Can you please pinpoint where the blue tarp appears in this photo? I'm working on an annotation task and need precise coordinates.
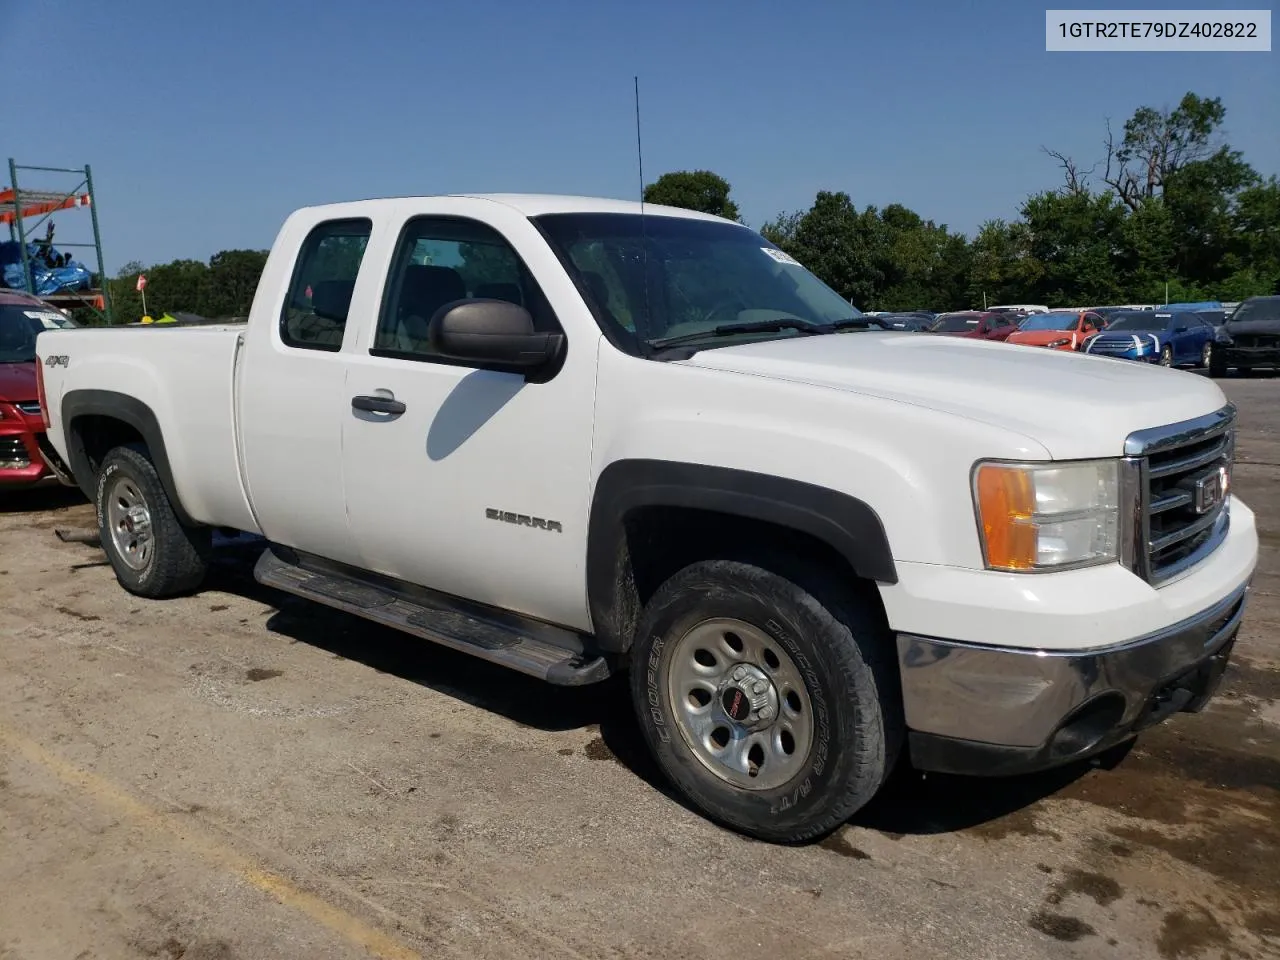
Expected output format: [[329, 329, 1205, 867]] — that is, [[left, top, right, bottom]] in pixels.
[[0, 240, 94, 296], [1158, 301, 1223, 312]]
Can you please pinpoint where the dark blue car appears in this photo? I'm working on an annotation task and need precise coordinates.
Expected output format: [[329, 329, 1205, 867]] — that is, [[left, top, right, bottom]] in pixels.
[[1081, 310, 1216, 367]]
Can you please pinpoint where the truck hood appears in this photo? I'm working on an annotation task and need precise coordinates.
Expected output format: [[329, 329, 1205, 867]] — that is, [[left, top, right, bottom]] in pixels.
[[0, 361, 36, 402], [677, 332, 1227, 459]]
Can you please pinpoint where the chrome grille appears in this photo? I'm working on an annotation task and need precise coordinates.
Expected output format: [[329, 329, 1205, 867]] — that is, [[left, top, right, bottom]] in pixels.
[[1122, 406, 1235, 584], [0, 437, 30, 468], [1088, 339, 1131, 352], [15, 401, 41, 416]]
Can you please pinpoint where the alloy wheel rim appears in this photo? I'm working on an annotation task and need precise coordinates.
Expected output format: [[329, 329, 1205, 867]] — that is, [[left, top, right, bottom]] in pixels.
[[106, 476, 153, 571], [666, 617, 815, 791]]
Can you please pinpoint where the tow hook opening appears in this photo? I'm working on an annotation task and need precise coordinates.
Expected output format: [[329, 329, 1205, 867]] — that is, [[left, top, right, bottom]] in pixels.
[[1046, 693, 1128, 761]]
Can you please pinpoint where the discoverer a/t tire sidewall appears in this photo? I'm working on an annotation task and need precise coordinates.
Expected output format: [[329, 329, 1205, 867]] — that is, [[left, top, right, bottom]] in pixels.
[[630, 559, 901, 844], [95, 445, 210, 598]]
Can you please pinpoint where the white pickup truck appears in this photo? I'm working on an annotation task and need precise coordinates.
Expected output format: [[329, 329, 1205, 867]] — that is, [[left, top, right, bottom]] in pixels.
[[36, 194, 1258, 843]]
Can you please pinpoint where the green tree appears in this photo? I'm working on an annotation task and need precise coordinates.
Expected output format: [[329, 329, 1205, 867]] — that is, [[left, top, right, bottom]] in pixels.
[[643, 170, 741, 221], [1227, 177, 1280, 295], [776, 191, 881, 307], [204, 249, 268, 317], [1103, 93, 1231, 211], [1018, 189, 1127, 304], [967, 219, 1030, 307]]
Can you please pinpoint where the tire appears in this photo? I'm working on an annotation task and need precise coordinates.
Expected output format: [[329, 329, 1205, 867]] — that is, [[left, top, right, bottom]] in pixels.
[[1200, 343, 1213, 369], [1160, 345, 1174, 366], [629, 558, 903, 843], [1208, 347, 1227, 378], [95, 444, 210, 598]]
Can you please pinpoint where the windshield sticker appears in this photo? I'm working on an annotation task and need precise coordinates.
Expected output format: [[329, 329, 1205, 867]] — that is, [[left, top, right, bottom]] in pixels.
[[761, 247, 801, 267], [24, 310, 71, 329]]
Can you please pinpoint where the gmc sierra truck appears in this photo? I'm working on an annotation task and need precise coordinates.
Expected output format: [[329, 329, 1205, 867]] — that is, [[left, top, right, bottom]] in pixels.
[[36, 194, 1258, 843]]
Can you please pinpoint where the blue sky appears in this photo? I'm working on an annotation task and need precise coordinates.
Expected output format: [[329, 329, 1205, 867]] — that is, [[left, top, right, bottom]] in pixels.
[[7, 0, 1277, 272]]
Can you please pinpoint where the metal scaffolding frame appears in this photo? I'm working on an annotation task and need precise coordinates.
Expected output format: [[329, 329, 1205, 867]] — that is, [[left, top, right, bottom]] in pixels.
[[3, 158, 112, 322]]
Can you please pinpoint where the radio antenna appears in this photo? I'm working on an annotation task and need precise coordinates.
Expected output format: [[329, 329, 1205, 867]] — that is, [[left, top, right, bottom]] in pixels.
[[634, 75, 653, 345], [634, 75, 645, 209]]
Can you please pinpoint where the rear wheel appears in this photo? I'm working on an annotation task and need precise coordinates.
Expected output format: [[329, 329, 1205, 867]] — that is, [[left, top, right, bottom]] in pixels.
[[95, 444, 210, 598], [629, 558, 902, 843]]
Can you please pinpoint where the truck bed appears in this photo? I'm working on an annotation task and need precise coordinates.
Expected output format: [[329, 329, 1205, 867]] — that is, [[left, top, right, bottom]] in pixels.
[[40, 323, 259, 533]]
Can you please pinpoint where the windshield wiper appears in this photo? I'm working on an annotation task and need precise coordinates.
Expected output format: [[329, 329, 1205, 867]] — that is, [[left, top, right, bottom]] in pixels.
[[830, 316, 884, 331], [647, 317, 829, 350]]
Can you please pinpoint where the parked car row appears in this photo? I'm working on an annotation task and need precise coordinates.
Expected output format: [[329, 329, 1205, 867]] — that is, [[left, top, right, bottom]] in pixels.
[[872, 297, 1279, 378]]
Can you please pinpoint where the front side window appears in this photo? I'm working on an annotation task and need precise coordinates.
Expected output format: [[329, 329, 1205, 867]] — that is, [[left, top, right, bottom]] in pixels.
[[533, 212, 862, 354], [281, 218, 372, 351], [373, 217, 558, 361]]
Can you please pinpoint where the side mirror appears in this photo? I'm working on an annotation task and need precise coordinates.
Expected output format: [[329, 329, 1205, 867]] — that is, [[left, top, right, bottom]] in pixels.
[[428, 299, 563, 369]]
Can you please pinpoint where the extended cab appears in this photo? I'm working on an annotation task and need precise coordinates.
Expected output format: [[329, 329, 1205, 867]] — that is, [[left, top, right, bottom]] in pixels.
[[36, 195, 1258, 843]]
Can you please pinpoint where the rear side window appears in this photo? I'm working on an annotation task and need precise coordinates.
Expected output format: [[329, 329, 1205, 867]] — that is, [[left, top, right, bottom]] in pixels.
[[281, 218, 372, 351]]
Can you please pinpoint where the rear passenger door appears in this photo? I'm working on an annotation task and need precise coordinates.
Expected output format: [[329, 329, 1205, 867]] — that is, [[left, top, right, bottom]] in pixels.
[[237, 217, 374, 567]]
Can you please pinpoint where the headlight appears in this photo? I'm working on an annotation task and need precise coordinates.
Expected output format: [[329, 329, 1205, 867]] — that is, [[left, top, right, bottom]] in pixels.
[[973, 459, 1120, 571], [1045, 338, 1071, 349]]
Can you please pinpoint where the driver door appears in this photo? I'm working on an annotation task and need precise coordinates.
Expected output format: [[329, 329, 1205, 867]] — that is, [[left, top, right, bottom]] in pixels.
[[338, 211, 598, 631]]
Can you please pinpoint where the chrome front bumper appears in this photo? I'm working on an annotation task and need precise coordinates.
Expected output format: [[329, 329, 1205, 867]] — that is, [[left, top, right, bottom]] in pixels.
[[897, 581, 1249, 776]]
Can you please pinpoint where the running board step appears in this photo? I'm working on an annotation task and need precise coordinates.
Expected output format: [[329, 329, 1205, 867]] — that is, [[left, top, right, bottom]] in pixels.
[[253, 548, 610, 686]]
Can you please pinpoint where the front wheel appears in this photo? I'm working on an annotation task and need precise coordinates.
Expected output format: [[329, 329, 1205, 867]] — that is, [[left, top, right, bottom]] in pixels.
[[95, 444, 210, 598], [1200, 342, 1213, 368], [1208, 344, 1228, 377], [629, 558, 902, 843], [1160, 345, 1174, 366]]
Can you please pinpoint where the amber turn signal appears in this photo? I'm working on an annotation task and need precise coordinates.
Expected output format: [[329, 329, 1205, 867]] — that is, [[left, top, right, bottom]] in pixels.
[[974, 463, 1037, 570]]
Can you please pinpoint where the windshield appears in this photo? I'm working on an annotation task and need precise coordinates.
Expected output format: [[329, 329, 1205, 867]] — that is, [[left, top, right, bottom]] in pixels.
[[1017, 312, 1078, 332], [0, 303, 76, 363], [930, 314, 980, 332], [1105, 312, 1168, 332], [1229, 298, 1280, 324], [531, 213, 861, 351]]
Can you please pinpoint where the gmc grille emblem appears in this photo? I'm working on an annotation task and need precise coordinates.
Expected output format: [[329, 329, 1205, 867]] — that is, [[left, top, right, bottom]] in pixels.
[[1193, 467, 1227, 515]]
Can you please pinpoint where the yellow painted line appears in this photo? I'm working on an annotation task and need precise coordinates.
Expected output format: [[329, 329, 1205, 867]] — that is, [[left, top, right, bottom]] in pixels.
[[0, 724, 424, 960]]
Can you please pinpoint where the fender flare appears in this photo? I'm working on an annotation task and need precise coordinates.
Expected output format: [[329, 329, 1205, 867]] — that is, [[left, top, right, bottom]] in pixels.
[[61, 389, 197, 526], [586, 459, 897, 651]]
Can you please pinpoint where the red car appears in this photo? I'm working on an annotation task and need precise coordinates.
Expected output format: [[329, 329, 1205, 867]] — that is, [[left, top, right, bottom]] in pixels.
[[927, 310, 1020, 341], [0, 290, 78, 489]]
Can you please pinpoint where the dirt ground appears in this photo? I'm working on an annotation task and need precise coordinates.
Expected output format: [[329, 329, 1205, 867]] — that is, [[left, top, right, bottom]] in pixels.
[[1, 376, 1277, 960]]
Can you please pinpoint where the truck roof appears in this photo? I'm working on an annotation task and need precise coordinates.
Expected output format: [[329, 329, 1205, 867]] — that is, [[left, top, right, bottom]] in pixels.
[[293, 193, 740, 224]]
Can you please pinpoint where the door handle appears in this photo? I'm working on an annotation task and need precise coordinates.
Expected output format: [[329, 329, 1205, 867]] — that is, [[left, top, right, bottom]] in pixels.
[[351, 394, 406, 415]]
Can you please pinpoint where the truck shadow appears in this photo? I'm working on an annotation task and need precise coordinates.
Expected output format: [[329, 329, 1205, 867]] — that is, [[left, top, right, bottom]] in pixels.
[[0, 485, 86, 513], [204, 539, 1111, 841]]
